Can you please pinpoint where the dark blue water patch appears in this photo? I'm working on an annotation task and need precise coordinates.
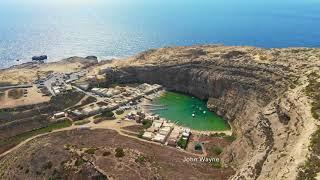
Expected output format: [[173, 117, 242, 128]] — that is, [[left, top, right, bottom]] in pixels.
[[0, 0, 320, 68]]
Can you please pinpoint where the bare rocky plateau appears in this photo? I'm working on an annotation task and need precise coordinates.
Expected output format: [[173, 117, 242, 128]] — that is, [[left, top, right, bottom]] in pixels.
[[1, 45, 320, 180]]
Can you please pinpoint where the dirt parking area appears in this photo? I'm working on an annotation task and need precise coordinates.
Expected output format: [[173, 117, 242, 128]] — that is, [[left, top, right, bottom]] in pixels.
[[0, 86, 50, 109]]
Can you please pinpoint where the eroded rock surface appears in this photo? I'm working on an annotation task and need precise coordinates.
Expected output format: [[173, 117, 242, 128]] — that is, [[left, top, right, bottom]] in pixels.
[[106, 45, 320, 179]]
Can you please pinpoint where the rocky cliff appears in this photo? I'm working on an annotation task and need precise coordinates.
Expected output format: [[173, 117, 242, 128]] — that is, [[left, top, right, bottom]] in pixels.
[[106, 45, 320, 179]]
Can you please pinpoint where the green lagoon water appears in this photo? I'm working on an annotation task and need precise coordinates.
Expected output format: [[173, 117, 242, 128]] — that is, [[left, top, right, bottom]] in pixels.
[[152, 92, 230, 131]]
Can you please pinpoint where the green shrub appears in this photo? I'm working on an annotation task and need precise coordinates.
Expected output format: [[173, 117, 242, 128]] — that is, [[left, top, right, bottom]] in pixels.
[[135, 155, 146, 164], [101, 111, 115, 118], [85, 148, 97, 154], [75, 158, 85, 166], [177, 137, 188, 149], [142, 119, 152, 129], [194, 143, 202, 151], [115, 147, 125, 158], [74, 120, 90, 125], [211, 161, 222, 168], [138, 130, 144, 138], [211, 146, 223, 155], [115, 110, 124, 115]]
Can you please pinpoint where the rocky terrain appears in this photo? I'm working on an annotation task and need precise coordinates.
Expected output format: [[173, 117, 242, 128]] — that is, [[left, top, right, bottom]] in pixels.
[[1, 45, 320, 179], [105, 45, 320, 179], [0, 129, 234, 180]]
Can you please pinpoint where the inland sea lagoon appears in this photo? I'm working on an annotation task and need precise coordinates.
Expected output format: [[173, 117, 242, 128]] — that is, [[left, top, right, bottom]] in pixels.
[[151, 91, 230, 131]]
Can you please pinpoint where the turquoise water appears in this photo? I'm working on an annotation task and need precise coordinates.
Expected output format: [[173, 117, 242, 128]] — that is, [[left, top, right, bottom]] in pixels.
[[1, 0, 320, 68], [152, 92, 230, 131]]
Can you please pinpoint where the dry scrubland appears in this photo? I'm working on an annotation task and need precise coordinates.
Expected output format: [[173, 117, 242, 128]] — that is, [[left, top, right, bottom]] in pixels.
[[0, 129, 234, 179]]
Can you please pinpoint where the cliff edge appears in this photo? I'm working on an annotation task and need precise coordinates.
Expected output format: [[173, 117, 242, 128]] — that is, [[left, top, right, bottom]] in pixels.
[[106, 45, 320, 179]]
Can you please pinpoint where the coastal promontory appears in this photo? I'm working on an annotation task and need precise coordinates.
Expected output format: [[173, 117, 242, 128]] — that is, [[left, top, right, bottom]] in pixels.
[[0, 45, 319, 180]]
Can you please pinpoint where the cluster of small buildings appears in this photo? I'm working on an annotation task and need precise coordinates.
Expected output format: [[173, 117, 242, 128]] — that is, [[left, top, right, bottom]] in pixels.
[[91, 83, 162, 109], [126, 111, 146, 123], [142, 119, 173, 144], [65, 71, 87, 84], [35, 71, 87, 96], [91, 88, 121, 98], [67, 102, 109, 121], [65, 83, 162, 121], [134, 112, 191, 148]]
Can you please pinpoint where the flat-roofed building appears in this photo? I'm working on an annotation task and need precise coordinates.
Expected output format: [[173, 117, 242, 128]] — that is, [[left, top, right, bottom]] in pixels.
[[153, 133, 166, 144], [53, 112, 65, 119], [142, 132, 154, 140]]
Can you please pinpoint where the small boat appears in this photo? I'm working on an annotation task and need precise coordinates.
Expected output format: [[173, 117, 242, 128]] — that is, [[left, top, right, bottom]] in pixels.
[[192, 113, 195, 117], [203, 111, 206, 114]]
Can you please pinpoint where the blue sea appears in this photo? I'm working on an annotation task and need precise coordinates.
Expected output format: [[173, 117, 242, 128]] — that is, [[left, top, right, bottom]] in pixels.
[[0, 0, 320, 68]]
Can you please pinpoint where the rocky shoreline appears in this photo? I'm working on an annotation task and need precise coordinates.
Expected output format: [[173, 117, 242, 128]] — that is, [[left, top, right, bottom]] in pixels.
[[0, 45, 320, 179]]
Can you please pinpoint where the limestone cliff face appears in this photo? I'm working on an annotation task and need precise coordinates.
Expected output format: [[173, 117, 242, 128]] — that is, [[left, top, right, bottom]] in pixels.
[[106, 45, 319, 179]]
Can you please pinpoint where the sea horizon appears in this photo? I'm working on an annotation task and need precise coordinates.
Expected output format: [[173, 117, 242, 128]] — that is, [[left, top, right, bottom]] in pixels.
[[1, 0, 320, 68]]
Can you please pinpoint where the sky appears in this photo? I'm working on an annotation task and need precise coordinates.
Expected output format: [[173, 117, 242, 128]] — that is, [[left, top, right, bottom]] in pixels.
[[1, 0, 98, 5]]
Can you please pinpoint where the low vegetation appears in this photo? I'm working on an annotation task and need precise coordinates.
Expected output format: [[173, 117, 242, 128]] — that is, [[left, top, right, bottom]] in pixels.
[[93, 111, 115, 122], [142, 119, 152, 129], [0, 120, 72, 149], [0, 82, 14, 87], [115, 109, 124, 115], [115, 147, 125, 158], [305, 72, 320, 119], [93, 118, 105, 124], [177, 137, 188, 149], [210, 132, 236, 142], [101, 111, 115, 118], [50, 91, 85, 111], [0, 91, 5, 99], [85, 148, 97, 155], [297, 126, 320, 179], [211, 161, 222, 168], [138, 130, 144, 138], [135, 155, 146, 164], [7, 89, 24, 99], [81, 96, 97, 106], [210, 146, 223, 155], [194, 143, 202, 151], [75, 158, 85, 166], [74, 120, 90, 126]]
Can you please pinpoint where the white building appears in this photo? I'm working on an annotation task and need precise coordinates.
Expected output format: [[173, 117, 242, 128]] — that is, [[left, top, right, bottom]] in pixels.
[[53, 112, 65, 119], [142, 132, 154, 140], [153, 133, 166, 143]]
